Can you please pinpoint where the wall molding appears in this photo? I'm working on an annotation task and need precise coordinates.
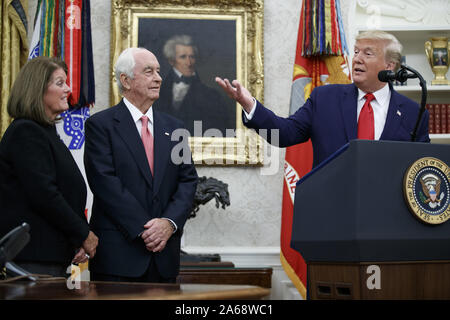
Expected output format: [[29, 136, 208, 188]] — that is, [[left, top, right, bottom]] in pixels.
[[183, 246, 281, 266], [356, 0, 450, 26]]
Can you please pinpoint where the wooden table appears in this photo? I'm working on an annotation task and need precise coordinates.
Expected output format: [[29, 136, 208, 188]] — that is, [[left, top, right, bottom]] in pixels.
[[0, 280, 270, 300], [178, 262, 272, 289]]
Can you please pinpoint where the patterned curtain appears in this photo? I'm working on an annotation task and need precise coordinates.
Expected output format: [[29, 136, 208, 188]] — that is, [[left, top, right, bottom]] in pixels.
[[0, 0, 28, 137]]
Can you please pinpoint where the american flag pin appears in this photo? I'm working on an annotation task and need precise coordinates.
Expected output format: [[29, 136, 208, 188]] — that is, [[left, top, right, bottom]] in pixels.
[[397, 110, 401, 116]]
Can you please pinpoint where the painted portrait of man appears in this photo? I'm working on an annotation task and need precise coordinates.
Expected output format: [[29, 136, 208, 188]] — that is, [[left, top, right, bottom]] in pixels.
[[138, 18, 237, 137]]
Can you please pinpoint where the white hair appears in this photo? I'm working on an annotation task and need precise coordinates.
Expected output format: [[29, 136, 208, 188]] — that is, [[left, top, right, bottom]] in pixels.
[[163, 35, 198, 62], [114, 47, 145, 93], [356, 30, 403, 71]]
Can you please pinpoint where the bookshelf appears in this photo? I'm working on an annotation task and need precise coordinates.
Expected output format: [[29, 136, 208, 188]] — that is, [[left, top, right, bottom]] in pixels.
[[395, 85, 450, 93], [351, 1, 450, 144], [430, 134, 450, 144]]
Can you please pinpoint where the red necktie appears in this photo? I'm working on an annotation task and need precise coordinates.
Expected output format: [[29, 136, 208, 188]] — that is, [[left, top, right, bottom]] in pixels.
[[141, 116, 154, 174], [358, 93, 375, 140]]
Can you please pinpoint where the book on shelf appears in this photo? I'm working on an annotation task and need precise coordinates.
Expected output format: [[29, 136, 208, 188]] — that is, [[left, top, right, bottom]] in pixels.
[[427, 104, 434, 134], [436, 105, 440, 133], [442, 104, 448, 134], [426, 103, 450, 134]]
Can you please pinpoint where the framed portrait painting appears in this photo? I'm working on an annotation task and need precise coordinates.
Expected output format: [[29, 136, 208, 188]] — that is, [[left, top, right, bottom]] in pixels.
[[111, 0, 264, 165]]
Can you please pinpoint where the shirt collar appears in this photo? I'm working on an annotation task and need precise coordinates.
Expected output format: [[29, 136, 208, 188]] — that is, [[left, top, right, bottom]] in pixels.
[[357, 83, 390, 105], [123, 97, 153, 124]]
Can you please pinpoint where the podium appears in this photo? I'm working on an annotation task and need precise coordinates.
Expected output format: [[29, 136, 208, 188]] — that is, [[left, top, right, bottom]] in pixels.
[[291, 140, 450, 299]]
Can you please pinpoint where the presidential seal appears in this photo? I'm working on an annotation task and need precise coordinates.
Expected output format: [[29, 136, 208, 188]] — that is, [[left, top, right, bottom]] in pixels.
[[403, 157, 450, 224]]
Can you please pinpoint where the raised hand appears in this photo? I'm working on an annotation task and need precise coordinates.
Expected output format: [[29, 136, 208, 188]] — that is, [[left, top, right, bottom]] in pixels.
[[215, 77, 255, 114]]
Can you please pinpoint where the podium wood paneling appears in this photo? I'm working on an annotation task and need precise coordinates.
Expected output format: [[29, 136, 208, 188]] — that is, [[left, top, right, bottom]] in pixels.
[[309, 261, 450, 300]]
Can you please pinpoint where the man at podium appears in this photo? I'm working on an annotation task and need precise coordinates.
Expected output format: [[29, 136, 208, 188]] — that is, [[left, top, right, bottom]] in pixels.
[[216, 30, 430, 167]]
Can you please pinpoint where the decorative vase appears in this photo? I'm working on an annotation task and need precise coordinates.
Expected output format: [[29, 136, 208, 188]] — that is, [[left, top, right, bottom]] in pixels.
[[425, 37, 450, 85]]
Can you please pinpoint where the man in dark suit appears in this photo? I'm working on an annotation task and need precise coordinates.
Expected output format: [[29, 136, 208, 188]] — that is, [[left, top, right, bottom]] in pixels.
[[154, 34, 235, 136], [84, 48, 198, 283], [216, 30, 429, 166]]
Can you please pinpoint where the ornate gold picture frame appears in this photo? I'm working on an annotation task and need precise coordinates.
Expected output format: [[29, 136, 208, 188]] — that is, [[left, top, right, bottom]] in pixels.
[[111, 0, 264, 165]]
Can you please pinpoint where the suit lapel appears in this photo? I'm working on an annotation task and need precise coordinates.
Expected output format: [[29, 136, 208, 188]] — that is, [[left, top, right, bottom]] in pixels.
[[152, 110, 171, 194], [380, 88, 404, 140], [340, 84, 358, 141], [113, 101, 153, 188]]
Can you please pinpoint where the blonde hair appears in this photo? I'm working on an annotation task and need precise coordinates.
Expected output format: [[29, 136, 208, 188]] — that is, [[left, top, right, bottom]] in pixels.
[[7, 57, 68, 125], [356, 30, 403, 71]]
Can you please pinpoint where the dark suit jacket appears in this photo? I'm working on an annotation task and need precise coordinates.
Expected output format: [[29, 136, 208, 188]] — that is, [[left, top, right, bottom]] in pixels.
[[245, 83, 430, 167], [155, 70, 236, 136], [84, 100, 198, 278], [0, 118, 89, 265]]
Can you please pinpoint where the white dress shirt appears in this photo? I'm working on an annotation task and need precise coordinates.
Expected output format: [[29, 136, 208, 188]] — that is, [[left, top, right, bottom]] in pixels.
[[242, 98, 257, 122], [123, 97, 154, 136], [357, 84, 391, 140]]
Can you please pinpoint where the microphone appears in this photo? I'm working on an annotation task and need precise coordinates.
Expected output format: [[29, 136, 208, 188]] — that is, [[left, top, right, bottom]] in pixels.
[[0, 222, 36, 281], [0, 222, 30, 266], [378, 69, 418, 83], [378, 64, 427, 142], [378, 70, 396, 82]]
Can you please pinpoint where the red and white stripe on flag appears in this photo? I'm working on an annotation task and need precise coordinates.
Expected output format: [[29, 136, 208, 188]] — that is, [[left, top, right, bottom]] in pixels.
[[65, 0, 83, 106]]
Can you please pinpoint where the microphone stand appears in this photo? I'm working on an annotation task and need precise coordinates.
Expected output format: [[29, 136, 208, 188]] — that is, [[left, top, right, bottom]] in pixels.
[[396, 64, 427, 142]]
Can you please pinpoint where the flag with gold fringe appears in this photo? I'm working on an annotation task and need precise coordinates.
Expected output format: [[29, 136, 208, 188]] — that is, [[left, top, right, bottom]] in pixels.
[[29, 0, 94, 190], [280, 0, 350, 299], [0, 0, 29, 136]]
